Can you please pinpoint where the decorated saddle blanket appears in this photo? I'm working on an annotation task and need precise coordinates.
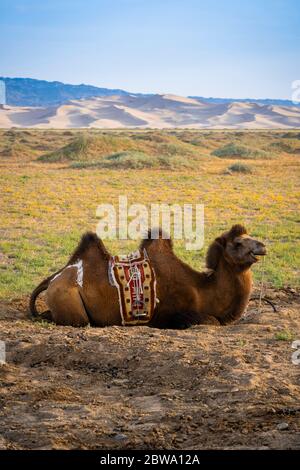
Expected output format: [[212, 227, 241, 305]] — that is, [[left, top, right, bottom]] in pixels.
[[108, 249, 157, 326]]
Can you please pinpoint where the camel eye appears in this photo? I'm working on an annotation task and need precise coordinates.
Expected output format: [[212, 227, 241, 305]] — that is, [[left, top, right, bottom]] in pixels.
[[234, 240, 243, 248]]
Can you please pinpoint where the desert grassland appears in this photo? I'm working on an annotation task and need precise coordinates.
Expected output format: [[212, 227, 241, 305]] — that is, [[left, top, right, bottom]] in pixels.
[[0, 129, 299, 300]]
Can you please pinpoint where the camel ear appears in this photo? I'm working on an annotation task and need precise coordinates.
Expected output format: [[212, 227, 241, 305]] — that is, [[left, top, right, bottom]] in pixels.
[[206, 236, 226, 270], [229, 224, 247, 239]]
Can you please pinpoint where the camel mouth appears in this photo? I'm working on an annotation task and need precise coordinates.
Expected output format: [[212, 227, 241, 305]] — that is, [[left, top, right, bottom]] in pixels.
[[249, 249, 266, 262]]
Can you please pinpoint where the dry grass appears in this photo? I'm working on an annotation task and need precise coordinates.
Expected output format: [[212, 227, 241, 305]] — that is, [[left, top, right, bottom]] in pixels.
[[0, 129, 299, 299]]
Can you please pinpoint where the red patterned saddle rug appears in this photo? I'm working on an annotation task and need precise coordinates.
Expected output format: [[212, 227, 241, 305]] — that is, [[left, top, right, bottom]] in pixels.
[[108, 249, 158, 326]]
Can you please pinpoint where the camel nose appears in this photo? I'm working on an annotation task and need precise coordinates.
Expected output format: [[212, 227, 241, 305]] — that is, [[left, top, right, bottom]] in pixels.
[[253, 241, 266, 256]]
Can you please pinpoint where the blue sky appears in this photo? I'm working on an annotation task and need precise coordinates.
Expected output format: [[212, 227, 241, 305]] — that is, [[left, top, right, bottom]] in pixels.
[[0, 0, 299, 98]]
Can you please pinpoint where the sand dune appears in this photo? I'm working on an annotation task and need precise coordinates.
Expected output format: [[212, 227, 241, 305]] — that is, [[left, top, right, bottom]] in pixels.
[[0, 94, 299, 128]]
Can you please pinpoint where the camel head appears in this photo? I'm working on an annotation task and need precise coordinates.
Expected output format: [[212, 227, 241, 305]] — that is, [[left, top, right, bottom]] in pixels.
[[206, 224, 266, 271]]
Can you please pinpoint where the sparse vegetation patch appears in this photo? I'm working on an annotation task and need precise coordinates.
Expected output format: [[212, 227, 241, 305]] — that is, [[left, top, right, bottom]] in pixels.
[[212, 143, 270, 159], [227, 162, 253, 174]]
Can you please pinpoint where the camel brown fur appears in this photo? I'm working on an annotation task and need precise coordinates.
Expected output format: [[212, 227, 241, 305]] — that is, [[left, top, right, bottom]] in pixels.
[[29, 225, 266, 328]]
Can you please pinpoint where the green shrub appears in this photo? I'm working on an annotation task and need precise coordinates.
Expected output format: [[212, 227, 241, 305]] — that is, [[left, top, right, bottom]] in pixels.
[[227, 162, 252, 174], [212, 143, 268, 159], [270, 141, 300, 154], [38, 134, 136, 162], [38, 135, 90, 162], [281, 132, 300, 139], [100, 151, 155, 169], [274, 330, 295, 341], [38, 131, 206, 165], [71, 150, 192, 170]]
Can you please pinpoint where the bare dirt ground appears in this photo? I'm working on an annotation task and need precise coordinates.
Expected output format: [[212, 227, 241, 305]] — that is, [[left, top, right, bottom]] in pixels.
[[0, 288, 299, 450]]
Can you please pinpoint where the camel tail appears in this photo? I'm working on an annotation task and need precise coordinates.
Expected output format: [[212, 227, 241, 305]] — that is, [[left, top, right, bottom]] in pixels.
[[29, 270, 62, 318]]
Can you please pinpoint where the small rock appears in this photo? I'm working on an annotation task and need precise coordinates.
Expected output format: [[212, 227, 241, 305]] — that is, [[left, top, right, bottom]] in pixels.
[[176, 437, 184, 443], [113, 433, 128, 441], [277, 422, 289, 431]]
